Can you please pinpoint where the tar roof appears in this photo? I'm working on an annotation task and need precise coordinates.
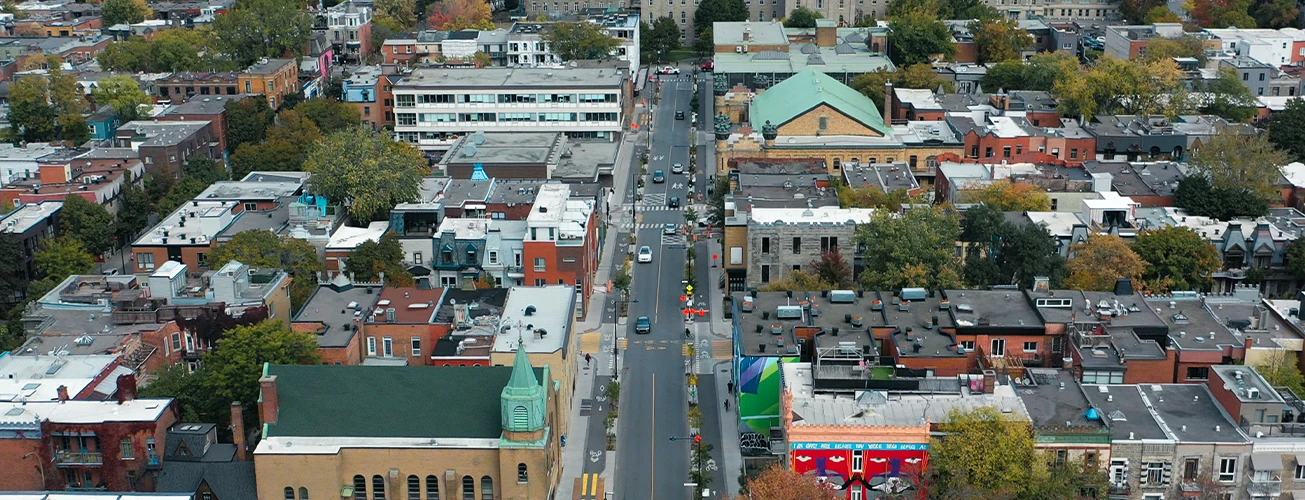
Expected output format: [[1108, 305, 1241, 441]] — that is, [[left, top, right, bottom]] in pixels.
[[442, 132, 566, 165], [1082, 161, 1186, 197], [433, 288, 509, 325], [1015, 369, 1109, 431], [731, 158, 838, 211], [292, 282, 382, 348], [1146, 383, 1248, 443], [375, 287, 446, 323], [0, 200, 62, 234], [1212, 365, 1285, 403], [197, 181, 302, 201], [160, 94, 256, 115], [241, 58, 293, 75], [399, 67, 624, 90], [842, 162, 920, 192], [749, 68, 887, 134], [1083, 384, 1168, 440], [1143, 293, 1241, 351], [117, 121, 209, 147], [943, 289, 1044, 329], [263, 364, 544, 438], [734, 291, 877, 357]]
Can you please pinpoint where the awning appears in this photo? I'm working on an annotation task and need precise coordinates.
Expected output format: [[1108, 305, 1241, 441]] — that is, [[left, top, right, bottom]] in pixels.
[[1295, 454, 1305, 466], [507, 271, 525, 278], [464, 204, 487, 210], [1252, 453, 1284, 471]]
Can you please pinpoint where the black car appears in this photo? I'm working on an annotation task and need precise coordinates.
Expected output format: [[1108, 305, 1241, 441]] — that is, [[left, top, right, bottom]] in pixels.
[[635, 316, 651, 334], [675, 110, 685, 120], [668, 196, 680, 208], [652, 170, 665, 183]]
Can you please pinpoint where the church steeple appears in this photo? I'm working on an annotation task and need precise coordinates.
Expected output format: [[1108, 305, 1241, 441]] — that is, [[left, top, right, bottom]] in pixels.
[[501, 339, 546, 434]]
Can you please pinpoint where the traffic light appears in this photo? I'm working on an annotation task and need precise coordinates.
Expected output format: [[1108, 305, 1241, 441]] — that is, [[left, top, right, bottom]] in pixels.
[[693, 434, 702, 444]]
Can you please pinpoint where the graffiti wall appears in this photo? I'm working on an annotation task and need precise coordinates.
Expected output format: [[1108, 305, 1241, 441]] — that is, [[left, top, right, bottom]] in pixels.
[[734, 355, 797, 436], [789, 443, 929, 497]]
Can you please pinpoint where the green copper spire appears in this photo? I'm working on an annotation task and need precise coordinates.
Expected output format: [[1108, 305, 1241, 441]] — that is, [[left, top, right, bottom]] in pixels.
[[501, 337, 545, 433]]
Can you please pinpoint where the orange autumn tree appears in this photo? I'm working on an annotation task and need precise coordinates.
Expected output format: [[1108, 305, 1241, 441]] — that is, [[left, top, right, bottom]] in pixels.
[[426, 0, 494, 31], [739, 466, 841, 500], [967, 181, 1052, 212]]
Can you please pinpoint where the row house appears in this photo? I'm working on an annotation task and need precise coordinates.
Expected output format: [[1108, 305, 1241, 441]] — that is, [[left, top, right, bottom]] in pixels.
[[0, 200, 61, 306], [948, 115, 1095, 165], [341, 65, 397, 130], [146, 0, 234, 27], [1103, 23, 1213, 61], [154, 93, 260, 154], [889, 89, 1062, 128], [237, 58, 298, 110], [113, 120, 218, 178], [312, 0, 371, 64], [935, 161, 1110, 213], [14, 12, 102, 37], [155, 71, 240, 102], [1081, 115, 1253, 162]]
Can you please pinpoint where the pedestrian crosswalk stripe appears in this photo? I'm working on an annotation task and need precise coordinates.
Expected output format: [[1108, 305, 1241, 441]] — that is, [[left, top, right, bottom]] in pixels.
[[712, 339, 733, 359], [617, 338, 628, 350], [579, 332, 602, 354]]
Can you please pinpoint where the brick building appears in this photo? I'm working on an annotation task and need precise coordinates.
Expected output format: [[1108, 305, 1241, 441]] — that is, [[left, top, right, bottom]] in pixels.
[[237, 58, 298, 110], [114, 121, 218, 178], [156, 71, 240, 102], [521, 184, 597, 318]]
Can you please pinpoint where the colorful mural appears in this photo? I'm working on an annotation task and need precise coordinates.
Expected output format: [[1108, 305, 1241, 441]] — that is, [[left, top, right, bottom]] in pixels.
[[789, 443, 929, 497], [734, 355, 797, 436]]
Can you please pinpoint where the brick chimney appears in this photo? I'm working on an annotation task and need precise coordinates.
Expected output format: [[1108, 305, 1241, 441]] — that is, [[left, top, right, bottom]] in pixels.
[[115, 373, 138, 404], [258, 375, 278, 425], [231, 402, 247, 461], [56, 385, 69, 403], [815, 20, 837, 47]]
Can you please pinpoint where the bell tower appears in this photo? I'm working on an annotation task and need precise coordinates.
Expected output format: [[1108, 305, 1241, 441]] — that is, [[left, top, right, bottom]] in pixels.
[[500, 339, 547, 442]]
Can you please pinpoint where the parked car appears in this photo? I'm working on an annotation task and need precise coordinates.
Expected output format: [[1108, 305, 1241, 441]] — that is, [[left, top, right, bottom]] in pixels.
[[638, 245, 653, 263], [653, 170, 665, 183], [635, 316, 651, 334], [700, 59, 714, 71]]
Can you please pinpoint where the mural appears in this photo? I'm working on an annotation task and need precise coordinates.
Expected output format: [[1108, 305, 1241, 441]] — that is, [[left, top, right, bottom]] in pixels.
[[735, 355, 797, 436], [789, 444, 929, 497]]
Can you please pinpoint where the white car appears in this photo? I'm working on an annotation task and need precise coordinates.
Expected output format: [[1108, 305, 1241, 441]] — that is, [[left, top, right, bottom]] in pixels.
[[660, 66, 681, 75], [672, 163, 684, 174], [638, 246, 653, 263]]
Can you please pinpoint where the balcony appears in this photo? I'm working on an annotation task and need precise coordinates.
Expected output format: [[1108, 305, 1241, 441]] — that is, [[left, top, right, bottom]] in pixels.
[[1247, 474, 1282, 497], [54, 450, 103, 465]]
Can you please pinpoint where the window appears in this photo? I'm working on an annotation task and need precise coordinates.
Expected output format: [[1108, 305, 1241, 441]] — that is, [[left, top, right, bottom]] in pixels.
[[985, 147, 994, 158], [818, 117, 828, 131], [1022, 341, 1037, 352], [139, 253, 155, 270], [518, 463, 529, 483], [427, 476, 440, 500], [488, 251, 499, 264], [480, 477, 493, 500], [991, 339, 1006, 356], [287, 488, 296, 500], [961, 341, 975, 351], [367, 337, 377, 356], [761, 265, 771, 283], [374, 475, 387, 500], [398, 113, 416, 126], [1218, 457, 1236, 482], [1295, 462, 1305, 480], [411, 338, 422, 357], [1082, 370, 1124, 384], [1146, 462, 1163, 485], [1186, 366, 1209, 380], [409, 476, 421, 500], [1003, 146, 1011, 158], [534, 257, 546, 271], [1109, 459, 1128, 487], [354, 476, 368, 500], [121, 438, 134, 459], [852, 450, 864, 472], [761, 237, 770, 254], [850, 486, 862, 500], [793, 237, 801, 254], [383, 338, 394, 357], [1185, 459, 1200, 481], [535, 279, 547, 286], [820, 237, 838, 252], [462, 476, 475, 500]]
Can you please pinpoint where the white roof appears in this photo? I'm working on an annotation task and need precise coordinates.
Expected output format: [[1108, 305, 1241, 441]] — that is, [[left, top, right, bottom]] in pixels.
[[528, 184, 569, 225], [749, 207, 874, 225], [893, 88, 937, 110], [327, 221, 389, 249], [1281, 162, 1305, 188], [493, 285, 575, 354], [0, 201, 62, 234], [560, 199, 594, 240], [437, 218, 490, 240], [1083, 191, 1140, 211], [1026, 211, 1087, 237], [0, 398, 172, 425], [151, 260, 185, 279], [986, 116, 1028, 138], [135, 200, 235, 246]]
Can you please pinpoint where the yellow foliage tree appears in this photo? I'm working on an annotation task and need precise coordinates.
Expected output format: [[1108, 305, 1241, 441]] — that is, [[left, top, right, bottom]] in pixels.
[[1053, 55, 1188, 119], [967, 182, 1051, 212], [929, 407, 1037, 496], [1065, 234, 1148, 291], [739, 466, 840, 500]]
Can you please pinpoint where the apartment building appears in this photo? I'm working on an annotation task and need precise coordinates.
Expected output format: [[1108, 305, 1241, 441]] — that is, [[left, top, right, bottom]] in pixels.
[[314, 0, 371, 63], [237, 58, 299, 110]]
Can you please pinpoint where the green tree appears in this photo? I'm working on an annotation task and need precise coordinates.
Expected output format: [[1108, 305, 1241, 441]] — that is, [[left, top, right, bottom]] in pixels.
[[1145, 4, 1183, 22], [92, 75, 152, 122], [156, 157, 229, 216], [887, 9, 955, 66], [35, 235, 95, 279], [294, 98, 361, 134], [0, 236, 27, 303], [59, 194, 116, 255], [960, 204, 1065, 289], [858, 205, 963, 290], [693, 0, 748, 40], [230, 109, 323, 178], [1195, 67, 1258, 122], [981, 51, 1079, 93], [835, 182, 923, 209], [1065, 235, 1147, 291], [58, 113, 91, 146], [1053, 55, 1186, 118], [97, 29, 226, 73], [225, 97, 274, 153], [207, 230, 324, 313], [544, 22, 621, 60], [967, 182, 1051, 211], [1174, 175, 1269, 221], [345, 234, 413, 285], [304, 129, 429, 223], [784, 6, 821, 27], [1188, 131, 1288, 206], [1132, 226, 1221, 292], [188, 321, 319, 430], [1271, 97, 1305, 162], [102, 0, 151, 26], [850, 64, 954, 104], [373, 0, 418, 29], [693, 27, 714, 57], [928, 407, 1037, 497], [1141, 35, 1209, 65], [1254, 351, 1305, 397], [970, 18, 1031, 64], [1254, 0, 1300, 28], [1285, 238, 1305, 282], [212, 0, 313, 67], [642, 17, 683, 64], [7, 75, 58, 142]]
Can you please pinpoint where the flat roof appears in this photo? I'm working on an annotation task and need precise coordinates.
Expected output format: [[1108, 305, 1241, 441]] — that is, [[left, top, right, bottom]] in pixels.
[[1083, 384, 1168, 440], [327, 221, 388, 250], [159, 94, 255, 115], [442, 132, 565, 165], [493, 285, 575, 353], [1, 200, 62, 234], [118, 121, 210, 148], [0, 398, 173, 426], [748, 207, 873, 225], [1147, 383, 1248, 443], [437, 217, 490, 240], [196, 181, 302, 201], [734, 291, 878, 358], [292, 282, 382, 348], [713, 20, 789, 45], [1016, 369, 1110, 431], [135, 201, 235, 247], [241, 58, 293, 75], [841, 163, 920, 192], [375, 287, 446, 324], [1212, 365, 1285, 404], [1143, 293, 1243, 351], [943, 289, 1045, 329], [399, 67, 624, 90]]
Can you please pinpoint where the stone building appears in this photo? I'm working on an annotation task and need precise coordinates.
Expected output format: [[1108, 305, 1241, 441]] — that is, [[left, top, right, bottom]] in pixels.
[[743, 207, 872, 288]]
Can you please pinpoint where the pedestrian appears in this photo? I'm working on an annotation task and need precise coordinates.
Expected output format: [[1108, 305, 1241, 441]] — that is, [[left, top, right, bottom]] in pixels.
[[724, 399, 730, 411], [727, 382, 734, 394], [585, 353, 592, 365]]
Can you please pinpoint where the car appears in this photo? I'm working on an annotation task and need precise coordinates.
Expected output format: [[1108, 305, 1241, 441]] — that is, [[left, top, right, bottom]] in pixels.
[[700, 59, 714, 71], [663, 223, 677, 235], [672, 162, 684, 174], [668, 196, 680, 208], [638, 245, 653, 263], [696, 215, 711, 227], [635, 316, 651, 334], [659, 66, 681, 74], [652, 170, 665, 183], [675, 110, 685, 120]]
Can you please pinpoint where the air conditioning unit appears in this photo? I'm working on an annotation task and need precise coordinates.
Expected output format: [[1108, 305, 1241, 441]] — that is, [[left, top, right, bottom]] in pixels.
[[735, 46, 744, 53]]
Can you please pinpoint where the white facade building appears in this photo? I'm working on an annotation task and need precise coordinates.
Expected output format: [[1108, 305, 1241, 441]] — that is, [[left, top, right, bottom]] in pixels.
[[391, 67, 626, 151]]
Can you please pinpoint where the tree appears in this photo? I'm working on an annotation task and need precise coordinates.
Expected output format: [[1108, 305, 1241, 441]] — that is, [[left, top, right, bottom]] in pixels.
[[809, 251, 854, 288], [1173, 472, 1230, 500], [156, 157, 230, 216], [858, 206, 963, 290], [1286, 238, 1305, 282], [1174, 175, 1269, 221], [115, 176, 152, 246], [693, 27, 714, 57], [98, 29, 226, 73], [1195, 67, 1258, 122], [59, 114, 91, 146], [304, 129, 429, 223], [760, 270, 829, 292], [1254, 0, 1300, 28], [1270, 98, 1305, 162], [886, 0, 1000, 19], [345, 234, 413, 285], [981, 51, 1079, 93], [1132, 226, 1221, 292], [850, 64, 954, 104], [1254, 350, 1305, 397], [0, 236, 27, 305], [225, 97, 274, 153], [1186, 0, 1256, 27], [472, 51, 493, 67], [741, 466, 840, 500], [59, 194, 116, 255], [1141, 35, 1209, 65], [642, 17, 682, 64], [1188, 131, 1289, 206], [7, 75, 57, 142], [1065, 235, 1147, 291], [544, 22, 620, 61], [693, 0, 748, 39], [102, 0, 151, 26], [784, 6, 821, 27], [960, 205, 1066, 288], [1144, 4, 1183, 22], [928, 407, 1037, 497], [425, 0, 494, 31], [836, 183, 922, 209], [968, 182, 1051, 212], [970, 18, 1031, 64], [207, 230, 324, 314], [887, 9, 954, 66], [1116, 0, 1168, 22], [230, 110, 323, 179], [91, 75, 151, 122], [212, 0, 313, 67], [35, 235, 95, 279], [1053, 56, 1186, 118], [373, 0, 418, 30]]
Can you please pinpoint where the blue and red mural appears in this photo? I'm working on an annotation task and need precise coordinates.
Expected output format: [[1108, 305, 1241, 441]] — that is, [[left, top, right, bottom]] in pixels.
[[789, 443, 929, 496]]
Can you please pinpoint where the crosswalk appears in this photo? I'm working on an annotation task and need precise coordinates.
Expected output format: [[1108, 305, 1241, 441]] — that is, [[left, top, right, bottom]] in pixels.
[[574, 474, 605, 500], [710, 339, 733, 359], [641, 193, 667, 205], [637, 205, 685, 212], [662, 232, 687, 246], [579, 332, 603, 354]]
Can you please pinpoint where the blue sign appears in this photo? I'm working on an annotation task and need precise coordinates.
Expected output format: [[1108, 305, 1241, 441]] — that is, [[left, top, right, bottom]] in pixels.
[[790, 442, 930, 451], [471, 163, 490, 182]]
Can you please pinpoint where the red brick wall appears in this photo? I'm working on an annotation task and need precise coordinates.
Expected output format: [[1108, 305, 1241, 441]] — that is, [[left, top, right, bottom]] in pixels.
[[43, 401, 179, 491], [1123, 352, 1177, 384], [0, 438, 45, 490]]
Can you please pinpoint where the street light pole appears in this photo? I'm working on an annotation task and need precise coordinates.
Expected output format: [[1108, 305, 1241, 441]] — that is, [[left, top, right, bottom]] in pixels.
[[22, 452, 45, 488]]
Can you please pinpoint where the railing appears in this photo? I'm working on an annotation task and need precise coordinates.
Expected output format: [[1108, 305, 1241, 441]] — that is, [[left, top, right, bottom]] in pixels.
[[1247, 475, 1282, 496], [54, 451, 103, 465]]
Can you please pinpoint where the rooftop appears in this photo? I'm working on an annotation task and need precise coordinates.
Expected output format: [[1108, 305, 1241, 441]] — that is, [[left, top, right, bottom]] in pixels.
[[1015, 369, 1110, 432], [195, 181, 303, 201], [117, 120, 210, 148], [942, 289, 1045, 330], [261, 364, 545, 439], [729, 158, 838, 212], [0, 398, 173, 426], [492, 285, 575, 354], [1143, 292, 1243, 351], [433, 288, 510, 329], [399, 67, 625, 89], [326, 221, 388, 250], [241, 58, 294, 75], [1147, 383, 1248, 443], [733, 290, 880, 358], [749, 68, 886, 134], [159, 94, 255, 115], [748, 207, 873, 225], [1212, 365, 1285, 404], [135, 201, 235, 247], [374, 287, 447, 324], [1, 200, 62, 234], [841, 162, 920, 193], [440, 132, 567, 166], [1082, 384, 1167, 440], [1082, 161, 1186, 198], [0, 353, 124, 402], [292, 281, 383, 348]]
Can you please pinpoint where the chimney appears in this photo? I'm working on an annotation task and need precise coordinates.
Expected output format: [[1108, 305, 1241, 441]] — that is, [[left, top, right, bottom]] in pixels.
[[258, 375, 279, 425], [815, 21, 837, 47], [115, 373, 138, 404], [57, 385, 69, 402], [884, 80, 894, 124], [1114, 277, 1133, 296], [231, 402, 247, 462]]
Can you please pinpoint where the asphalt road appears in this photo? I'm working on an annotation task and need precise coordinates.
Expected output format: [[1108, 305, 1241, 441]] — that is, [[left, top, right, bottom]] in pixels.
[[616, 72, 697, 500]]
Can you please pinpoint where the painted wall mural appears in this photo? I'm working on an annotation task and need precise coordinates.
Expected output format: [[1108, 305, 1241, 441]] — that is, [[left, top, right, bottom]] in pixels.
[[734, 355, 797, 436]]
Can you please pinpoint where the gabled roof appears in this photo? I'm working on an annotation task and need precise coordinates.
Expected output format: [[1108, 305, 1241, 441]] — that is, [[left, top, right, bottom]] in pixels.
[[749, 68, 886, 134]]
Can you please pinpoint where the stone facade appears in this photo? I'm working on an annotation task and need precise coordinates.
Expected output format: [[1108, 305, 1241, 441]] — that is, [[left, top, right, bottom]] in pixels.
[[745, 217, 862, 288]]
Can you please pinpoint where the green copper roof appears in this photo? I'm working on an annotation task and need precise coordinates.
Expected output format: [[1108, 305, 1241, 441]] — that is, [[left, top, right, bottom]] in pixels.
[[749, 68, 887, 134], [264, 364, 544, 439], [505, 341, 541, 394], [501, 342, 547, 433]]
